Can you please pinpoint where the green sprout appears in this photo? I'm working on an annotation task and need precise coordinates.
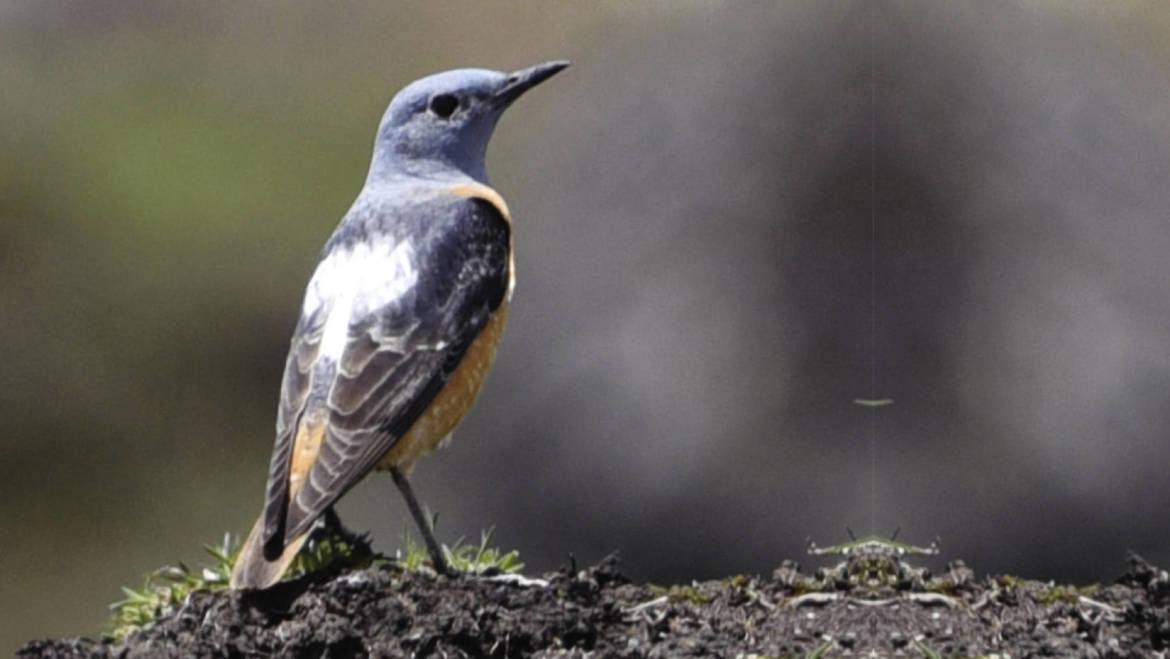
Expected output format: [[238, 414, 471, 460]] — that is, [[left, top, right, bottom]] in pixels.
[[397, 525, 524, 575], [287, 528, 375, 578], [913, 640, 944, 658], [107, 533, 237, 641], [805, 640, 834, 658]]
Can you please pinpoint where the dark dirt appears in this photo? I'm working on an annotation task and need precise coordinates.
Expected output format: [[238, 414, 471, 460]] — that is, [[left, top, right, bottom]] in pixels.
[[19, 543, 1170, 658]]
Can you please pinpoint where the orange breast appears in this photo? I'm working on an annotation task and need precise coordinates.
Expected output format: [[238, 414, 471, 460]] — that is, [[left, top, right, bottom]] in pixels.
[[375, 300, 510, 474]]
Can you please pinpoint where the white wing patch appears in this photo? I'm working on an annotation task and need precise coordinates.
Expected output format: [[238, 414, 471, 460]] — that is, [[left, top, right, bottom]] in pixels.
[[305, 240, 418, 361]]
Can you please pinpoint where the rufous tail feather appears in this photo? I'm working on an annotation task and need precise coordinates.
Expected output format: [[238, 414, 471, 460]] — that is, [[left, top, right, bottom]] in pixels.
[[230, 515, 310, 590]]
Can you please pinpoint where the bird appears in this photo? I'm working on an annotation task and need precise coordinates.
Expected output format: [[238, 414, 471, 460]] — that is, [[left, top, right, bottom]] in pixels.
[[230, 60, 569, 590]]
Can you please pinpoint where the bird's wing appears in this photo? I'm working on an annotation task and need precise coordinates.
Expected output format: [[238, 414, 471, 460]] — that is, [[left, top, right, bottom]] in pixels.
[[259, 301, 327, 551], [261, 194, 511, 550]]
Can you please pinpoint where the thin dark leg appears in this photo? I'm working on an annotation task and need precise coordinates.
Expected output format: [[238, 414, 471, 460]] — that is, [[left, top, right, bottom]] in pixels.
[[390, 467, 451, 576]]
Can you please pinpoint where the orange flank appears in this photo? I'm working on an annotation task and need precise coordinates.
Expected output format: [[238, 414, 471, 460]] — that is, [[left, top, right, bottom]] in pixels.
[[377, 302, 510, 475]]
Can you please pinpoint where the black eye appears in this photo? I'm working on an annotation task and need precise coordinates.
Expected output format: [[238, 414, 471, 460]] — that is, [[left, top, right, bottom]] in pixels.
[[429, 94, 459, 119]]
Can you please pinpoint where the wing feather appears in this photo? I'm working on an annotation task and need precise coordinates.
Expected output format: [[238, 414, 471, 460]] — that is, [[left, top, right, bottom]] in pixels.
[[261, 306, 326, 550]]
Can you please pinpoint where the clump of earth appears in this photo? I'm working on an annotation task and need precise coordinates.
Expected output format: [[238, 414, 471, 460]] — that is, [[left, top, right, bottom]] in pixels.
[[20, 538, 1170, 658]]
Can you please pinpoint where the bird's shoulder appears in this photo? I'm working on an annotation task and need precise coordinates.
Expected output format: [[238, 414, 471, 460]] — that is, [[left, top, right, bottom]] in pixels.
[[329, 180, 509, 251], [298, 183, 506, 310]]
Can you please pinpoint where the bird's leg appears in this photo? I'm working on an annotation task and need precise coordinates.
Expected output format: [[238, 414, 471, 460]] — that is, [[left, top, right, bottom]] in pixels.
[[390, 467, 452, 576]]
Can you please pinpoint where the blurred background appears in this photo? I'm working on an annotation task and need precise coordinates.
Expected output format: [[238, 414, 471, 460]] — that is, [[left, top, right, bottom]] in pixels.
[[3, 0, 1170, 650]]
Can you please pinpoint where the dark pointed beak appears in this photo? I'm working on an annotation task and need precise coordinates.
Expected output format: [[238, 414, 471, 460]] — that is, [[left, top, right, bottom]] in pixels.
[[494, 60, 570, 105]]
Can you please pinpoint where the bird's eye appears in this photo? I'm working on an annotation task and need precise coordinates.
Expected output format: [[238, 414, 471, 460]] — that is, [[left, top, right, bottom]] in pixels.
[[429, 94, 459, 119]]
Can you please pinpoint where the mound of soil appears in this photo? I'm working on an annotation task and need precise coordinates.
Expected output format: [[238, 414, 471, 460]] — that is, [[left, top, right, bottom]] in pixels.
[[19, 545, 1170, 658]]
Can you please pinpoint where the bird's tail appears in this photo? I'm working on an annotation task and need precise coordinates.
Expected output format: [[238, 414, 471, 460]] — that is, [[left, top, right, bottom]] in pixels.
[[230, 515, 309, 590]]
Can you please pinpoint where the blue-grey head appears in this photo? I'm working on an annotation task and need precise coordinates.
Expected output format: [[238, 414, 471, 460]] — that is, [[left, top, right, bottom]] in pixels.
[[367, 61, 569, 185]]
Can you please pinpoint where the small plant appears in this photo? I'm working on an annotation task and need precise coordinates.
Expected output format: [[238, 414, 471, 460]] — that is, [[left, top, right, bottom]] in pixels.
[[912, 640, 943, 658], [288, 527, 375, 578], [107, 533, 237, 641], [396, 525, 524, 575]]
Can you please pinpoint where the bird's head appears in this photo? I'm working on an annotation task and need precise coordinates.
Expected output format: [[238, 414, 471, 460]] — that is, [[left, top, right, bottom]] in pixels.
[[369, 61, 569, 184]]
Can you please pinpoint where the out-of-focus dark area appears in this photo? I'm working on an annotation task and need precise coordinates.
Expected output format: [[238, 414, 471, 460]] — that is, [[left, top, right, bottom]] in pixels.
[[3, 0, 1169, 651]]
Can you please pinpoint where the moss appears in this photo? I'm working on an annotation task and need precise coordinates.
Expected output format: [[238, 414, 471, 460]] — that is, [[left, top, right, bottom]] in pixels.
[[1034, 584, 1080, 605], [666, 584, 711, 605], [925, 581, 956, 594], [725, 574, 751, 589]]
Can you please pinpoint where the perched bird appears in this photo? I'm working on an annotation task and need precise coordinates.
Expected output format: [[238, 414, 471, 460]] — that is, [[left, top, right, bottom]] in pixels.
[[230, 61, 568, 590]]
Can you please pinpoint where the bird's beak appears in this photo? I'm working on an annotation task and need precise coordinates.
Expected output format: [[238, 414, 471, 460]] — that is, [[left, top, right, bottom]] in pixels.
[[494, 60, 570, 106]]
